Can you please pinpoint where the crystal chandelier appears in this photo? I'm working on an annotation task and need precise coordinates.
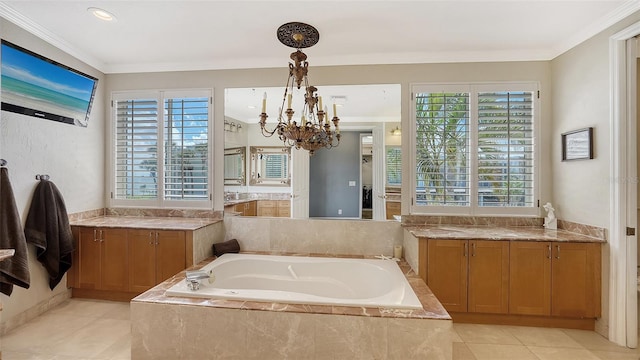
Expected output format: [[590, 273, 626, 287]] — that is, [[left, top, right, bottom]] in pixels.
[[259, 22, 340, 156]]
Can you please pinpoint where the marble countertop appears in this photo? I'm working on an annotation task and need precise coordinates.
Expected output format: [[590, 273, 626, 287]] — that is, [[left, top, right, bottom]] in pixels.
[[70, 216, 221, 231], [405, 225, 605, 243], [224, 193, 291, 207], [223, 198, 256, 207], [0, 249, 15, 262]]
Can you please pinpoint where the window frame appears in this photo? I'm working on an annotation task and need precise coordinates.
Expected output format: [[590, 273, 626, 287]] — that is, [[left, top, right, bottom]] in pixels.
[[109, 89, 213, 209], [410, 82, 540, 216]]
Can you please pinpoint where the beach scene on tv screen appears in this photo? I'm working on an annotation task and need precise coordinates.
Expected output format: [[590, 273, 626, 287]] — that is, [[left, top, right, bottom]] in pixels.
[[0, 42, 96, 127]]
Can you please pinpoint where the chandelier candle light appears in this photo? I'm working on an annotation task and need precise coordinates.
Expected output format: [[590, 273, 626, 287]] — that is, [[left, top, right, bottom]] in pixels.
[[259, 22, 341, 155]]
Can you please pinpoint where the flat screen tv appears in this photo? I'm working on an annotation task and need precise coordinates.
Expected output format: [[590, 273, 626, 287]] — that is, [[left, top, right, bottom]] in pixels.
[[1, 40, 98, 127]]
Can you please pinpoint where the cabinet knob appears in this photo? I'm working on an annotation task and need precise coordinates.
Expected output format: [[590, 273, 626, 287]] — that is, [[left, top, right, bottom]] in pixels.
[[547, 244, 552, 259], [99, 230, 104, 242], [93, 229, 98, 242], [463, 242, 468, 257], [555, 245, 560, 259], [149, 232, 154, 245], [471, 242, 476, 257]]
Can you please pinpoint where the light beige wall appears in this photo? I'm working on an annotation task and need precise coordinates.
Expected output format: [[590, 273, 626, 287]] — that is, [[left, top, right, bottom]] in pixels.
[[0, 20, 106, 329], [550, 9, 640, 337], [106, 60, 553, 214]]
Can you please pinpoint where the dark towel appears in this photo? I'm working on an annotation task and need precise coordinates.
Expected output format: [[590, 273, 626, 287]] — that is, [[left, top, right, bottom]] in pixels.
[[0, 167, 30, 295], [24, 179, 73, 290], [213, 239, 240, 257]]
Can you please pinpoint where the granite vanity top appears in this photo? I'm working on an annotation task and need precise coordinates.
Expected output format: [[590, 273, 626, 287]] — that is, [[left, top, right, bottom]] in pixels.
[[223, 193, 291, 207], [69, 216, 220, 231], [0, 249, 15, 262], [405, 225, 605, 243]]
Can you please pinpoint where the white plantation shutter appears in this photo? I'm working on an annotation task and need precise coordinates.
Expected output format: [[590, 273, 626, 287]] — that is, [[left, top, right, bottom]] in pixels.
[[386, 147, 402, 186], [115, 98, 159, 200], [264, 154, 287, 179], [164, 97, 209, 200], [477, 91, 534, 207], [414, 91, 470, 207], [112, 90, 212, 208]]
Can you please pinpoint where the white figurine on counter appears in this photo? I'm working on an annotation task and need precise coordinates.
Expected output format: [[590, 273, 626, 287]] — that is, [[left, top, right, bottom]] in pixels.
[[543, 202, 557, 230]]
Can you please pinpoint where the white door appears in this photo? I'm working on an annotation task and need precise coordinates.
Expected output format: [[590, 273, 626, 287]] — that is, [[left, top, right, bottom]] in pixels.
[[372, 125, 386, 220], [291, 147, 309, 218]]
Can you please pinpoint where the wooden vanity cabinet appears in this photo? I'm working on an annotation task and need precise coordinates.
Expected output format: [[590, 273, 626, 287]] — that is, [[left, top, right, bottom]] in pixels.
[[128, 229, 186, 293], [427, 239, 509, 314], [277, 200, 291, 217], [257, 200, 277, 217], [509, 241, 601, 318], [386, 201, 401, 220], [75, 227, 129, 292], [234, 200, 257, 216], [257, 200, 290, 217]]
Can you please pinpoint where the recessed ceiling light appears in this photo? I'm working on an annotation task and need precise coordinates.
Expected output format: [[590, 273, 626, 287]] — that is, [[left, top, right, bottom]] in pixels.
[[88, 7, 116, 22]]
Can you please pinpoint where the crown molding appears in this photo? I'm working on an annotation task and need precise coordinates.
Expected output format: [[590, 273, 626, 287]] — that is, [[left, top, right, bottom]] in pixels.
[[552, 0, 640, 59], [0, 2, 105, 72]]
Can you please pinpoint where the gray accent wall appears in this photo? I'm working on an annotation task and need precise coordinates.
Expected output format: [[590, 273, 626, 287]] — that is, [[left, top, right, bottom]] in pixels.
[[309, 131, 361, 218]]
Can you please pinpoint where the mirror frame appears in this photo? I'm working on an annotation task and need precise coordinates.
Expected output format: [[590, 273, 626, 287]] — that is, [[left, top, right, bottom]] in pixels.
[[224, 147, 246, 186], [249, 146, 292, 186]]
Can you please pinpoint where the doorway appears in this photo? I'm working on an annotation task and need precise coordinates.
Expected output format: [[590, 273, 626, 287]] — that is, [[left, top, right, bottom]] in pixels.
[[361, 134, 373, 219]]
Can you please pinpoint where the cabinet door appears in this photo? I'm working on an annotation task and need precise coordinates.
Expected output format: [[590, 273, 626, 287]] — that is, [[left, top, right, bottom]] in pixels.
[[551, 242, 601, 318], [468, 240, 510, 314], [427, 239, 468, 312], [77, 227, 101, 289], [277, 200, 291, 217], [128, 229, 157, 293], [100, 229, 129, 291], [245, 201, 257, 216], [509, 241, 551, 316], [257, 201, 277, 217], [156, 230, 186, 283]]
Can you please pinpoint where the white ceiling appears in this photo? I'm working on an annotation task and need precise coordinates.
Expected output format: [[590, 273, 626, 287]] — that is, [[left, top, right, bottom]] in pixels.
[[1, 1, 638, 74]]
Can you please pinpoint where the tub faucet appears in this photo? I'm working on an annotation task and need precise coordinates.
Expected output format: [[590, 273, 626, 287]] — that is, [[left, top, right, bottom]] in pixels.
[[185, 270, 215, 291]]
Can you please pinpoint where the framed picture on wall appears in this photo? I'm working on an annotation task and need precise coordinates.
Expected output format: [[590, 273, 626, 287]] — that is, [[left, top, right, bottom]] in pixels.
[[561, 127, 594, 161]]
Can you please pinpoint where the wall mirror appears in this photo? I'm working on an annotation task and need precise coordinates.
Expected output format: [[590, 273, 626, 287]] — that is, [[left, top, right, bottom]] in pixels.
[[224, 84, 401, 220], [224, 147, 246, 185], [249, 146, 291, 186]]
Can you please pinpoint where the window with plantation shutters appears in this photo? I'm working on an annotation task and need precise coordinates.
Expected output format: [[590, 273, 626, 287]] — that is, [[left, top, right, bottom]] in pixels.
[[111, 90, 212, 208], [412, 83, 538, 216], [164, 97, 209, 201], [386, 146, 402, 186], [477, 91, 534, 207], [414, 91, 470, 207], [264, 154, 287, 179], [115, 98, 159, 200]]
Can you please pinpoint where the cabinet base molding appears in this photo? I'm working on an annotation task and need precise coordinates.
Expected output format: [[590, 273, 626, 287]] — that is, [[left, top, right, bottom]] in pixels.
[[72, 288, 139, 302], [450, 312, 595, 330]]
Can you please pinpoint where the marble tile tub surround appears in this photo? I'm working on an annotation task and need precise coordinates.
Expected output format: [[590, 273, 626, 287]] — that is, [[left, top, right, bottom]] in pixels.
[[224, 216, 404, 256], [131, 254, 453, 359], [402, 215, 606, 240]]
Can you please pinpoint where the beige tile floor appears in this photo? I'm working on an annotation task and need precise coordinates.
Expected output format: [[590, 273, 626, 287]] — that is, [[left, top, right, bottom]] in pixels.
[[0, 299, 638, 359]]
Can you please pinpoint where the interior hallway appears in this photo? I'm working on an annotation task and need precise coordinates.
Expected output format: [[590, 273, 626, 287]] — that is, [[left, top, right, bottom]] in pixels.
[[0, 299, 638, 359]]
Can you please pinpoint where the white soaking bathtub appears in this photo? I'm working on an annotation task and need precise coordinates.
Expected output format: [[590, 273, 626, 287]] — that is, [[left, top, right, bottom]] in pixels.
[[165, 253, 423, 309]]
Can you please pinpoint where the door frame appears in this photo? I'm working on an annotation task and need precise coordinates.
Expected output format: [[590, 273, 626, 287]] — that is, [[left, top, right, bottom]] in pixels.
[[609, 21, 639, 348]]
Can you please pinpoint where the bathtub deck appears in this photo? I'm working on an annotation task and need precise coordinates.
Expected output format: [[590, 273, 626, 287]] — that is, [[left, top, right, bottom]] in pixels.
[[131, 252, 453, 359], [132, 252, 450, 320]]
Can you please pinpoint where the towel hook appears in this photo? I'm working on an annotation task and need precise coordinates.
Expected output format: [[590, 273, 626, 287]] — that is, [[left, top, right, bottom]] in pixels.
[[35, 174, 50, 181], [0, 159, 6, 166]]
